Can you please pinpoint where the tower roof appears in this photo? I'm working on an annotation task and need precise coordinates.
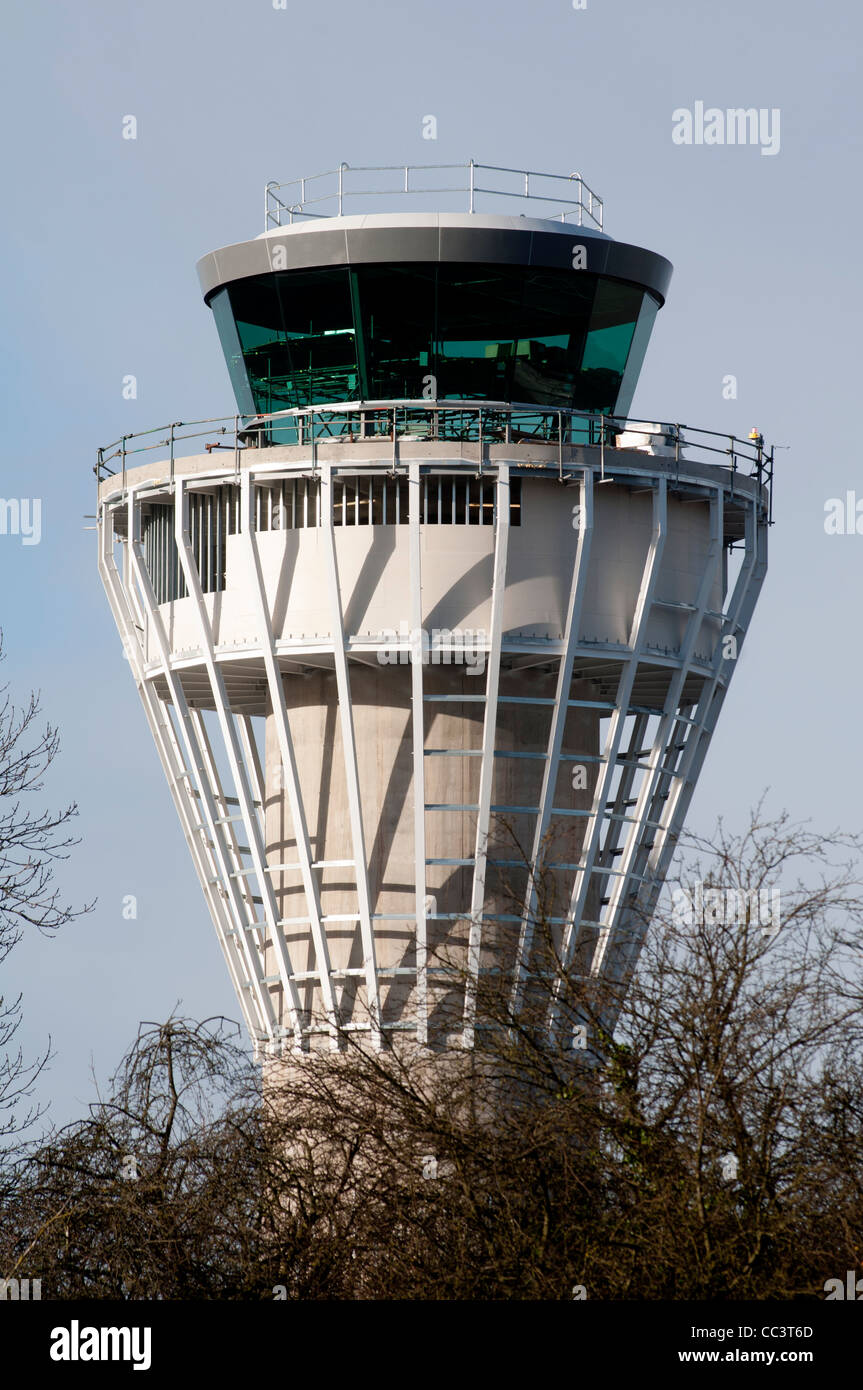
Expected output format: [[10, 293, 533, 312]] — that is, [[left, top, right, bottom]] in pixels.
[[197, 211, 672, 305]]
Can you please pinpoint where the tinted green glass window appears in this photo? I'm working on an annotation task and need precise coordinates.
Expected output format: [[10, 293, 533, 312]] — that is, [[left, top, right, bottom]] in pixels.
[[436, 267, 596, 406], [226, 270, 357, 414], [210, 288, 257, 417], [214, 264, 658, 420], [574, 279, 642, 414], [355, 264, 436, 399], [275, 268, 357, 406], [615, 292, 660, 419]]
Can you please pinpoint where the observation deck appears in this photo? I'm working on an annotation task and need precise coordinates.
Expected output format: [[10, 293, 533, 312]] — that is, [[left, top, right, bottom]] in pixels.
[[96, 399, 772, 720]]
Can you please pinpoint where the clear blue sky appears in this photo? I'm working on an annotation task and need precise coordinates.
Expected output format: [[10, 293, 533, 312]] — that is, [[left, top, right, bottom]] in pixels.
[[2, 0, 860, 1126]]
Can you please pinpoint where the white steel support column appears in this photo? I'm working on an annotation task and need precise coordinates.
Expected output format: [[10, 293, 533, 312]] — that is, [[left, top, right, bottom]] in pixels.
[[646, 497, 767, 885], [553, 476, 668, 1025], [172, 478, 305, 1048], [237, 715, 266, 820], [320, 463, 382, 1046], [598, 712, 650, 875], [97, 506, 261, 1045], [463, 465, 510, 1046], [591, 484, 723, 976], [511, 467, 594, 1015], [606, 497, 767, 1017], [191, 708, 260, 930], [240, 471, 339, 1041], [408, 460, 428, 1044], [124, 491, 277, 1044]]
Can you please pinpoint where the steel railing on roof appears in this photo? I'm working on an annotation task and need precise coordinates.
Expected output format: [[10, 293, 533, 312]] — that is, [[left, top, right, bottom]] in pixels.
[[95, 400, 774, 522], [264, 161, 603, 231]]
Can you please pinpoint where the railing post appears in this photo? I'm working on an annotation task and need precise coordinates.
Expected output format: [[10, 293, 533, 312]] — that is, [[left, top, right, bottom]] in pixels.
[[469, 158, 475, 213], [121, 435, 127, 491], [169, 421, 175, 485]]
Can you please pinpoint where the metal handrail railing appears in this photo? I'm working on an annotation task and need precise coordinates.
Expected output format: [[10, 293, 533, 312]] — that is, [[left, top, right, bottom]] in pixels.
[[95, 400, 774, 520], [264, 161, 604, 232]]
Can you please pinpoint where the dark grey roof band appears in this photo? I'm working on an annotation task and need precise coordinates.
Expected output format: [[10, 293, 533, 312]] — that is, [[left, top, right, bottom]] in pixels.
[[197, 223, 673, 305]]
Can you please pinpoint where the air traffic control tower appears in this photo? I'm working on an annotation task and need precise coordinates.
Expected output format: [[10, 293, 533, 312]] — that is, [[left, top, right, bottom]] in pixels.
[[97, 162, 772, 1054]]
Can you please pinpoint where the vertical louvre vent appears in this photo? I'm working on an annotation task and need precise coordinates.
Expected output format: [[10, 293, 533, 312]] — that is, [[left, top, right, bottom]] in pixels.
[[142, 488, 238, 603], [255, 475, 522, 529], [142, 476, 522, 603]]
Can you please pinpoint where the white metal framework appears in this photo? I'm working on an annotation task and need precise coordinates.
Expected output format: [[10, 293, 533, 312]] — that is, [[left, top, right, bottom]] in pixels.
[[98, 415, 768, 1056]]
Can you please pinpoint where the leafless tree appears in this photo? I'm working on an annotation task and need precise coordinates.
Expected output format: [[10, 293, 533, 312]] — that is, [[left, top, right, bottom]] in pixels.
[[4, 804, 863, 1300], [0, 631, 91, 1151]]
